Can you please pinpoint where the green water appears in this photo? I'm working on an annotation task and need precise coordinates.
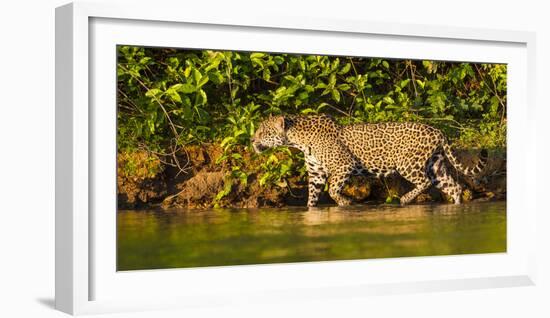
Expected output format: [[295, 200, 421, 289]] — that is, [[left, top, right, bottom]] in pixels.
[[117, 201, 506, 271]]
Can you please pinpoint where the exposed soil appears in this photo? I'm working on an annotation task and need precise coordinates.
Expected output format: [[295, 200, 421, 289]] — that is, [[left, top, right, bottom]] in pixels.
[[117, 146, 506, 210]]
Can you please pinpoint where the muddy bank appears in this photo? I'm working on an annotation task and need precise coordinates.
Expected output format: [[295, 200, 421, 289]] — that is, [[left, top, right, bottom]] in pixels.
[[117, 146, 506, 209]]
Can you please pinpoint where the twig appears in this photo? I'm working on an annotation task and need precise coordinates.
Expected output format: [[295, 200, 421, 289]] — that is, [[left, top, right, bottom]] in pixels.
[[408, 61, 418, 97], [473, 64, 506, 123], [225, 56, 235, 106], [118, 65, 180, 139], [138, 142, 192, 176], [418, 117, 467, 131], [118, 103, 138, 112], [285, 181, 304, 199], [322, 102, 352, 117], [117, 88, 143, 113], [163, 186, 189, 204], [347, 96, 357, 118]]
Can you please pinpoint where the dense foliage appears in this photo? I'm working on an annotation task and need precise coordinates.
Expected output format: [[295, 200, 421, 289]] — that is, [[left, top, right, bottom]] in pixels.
[[117, 46, 506, 204]]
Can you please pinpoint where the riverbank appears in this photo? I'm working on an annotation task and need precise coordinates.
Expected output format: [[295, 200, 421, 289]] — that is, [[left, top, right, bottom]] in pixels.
[[117, 145, 506, 210]]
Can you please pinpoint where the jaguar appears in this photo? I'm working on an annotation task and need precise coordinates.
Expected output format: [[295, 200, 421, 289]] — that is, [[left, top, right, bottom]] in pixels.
[[251, 114, 488, 207]]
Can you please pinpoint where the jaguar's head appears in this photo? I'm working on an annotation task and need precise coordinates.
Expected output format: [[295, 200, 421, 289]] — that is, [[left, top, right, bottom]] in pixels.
[[251, 115, 287, 153]]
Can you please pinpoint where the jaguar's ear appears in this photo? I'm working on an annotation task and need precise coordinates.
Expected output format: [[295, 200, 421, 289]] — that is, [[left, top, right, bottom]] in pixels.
[[274, 115, 285, 132]]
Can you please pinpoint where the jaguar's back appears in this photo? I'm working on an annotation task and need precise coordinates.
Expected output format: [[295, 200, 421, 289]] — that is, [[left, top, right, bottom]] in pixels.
[[340, 122, 446, 177]]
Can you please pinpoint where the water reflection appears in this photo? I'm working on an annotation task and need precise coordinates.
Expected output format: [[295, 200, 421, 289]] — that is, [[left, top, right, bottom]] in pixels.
[[117, 201, 506, 271]]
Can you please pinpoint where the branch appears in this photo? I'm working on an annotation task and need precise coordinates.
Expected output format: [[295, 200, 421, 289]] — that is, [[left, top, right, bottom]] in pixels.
[[322, 102, 351, 117], [407, 61, 418, 97], [118, 65, 180, 139], [119, 65, 191, 177], [473, 64, 506, 123]]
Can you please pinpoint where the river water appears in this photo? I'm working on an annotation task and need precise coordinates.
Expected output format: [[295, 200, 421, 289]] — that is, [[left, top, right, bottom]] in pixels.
[[117, 201, 506, 271]]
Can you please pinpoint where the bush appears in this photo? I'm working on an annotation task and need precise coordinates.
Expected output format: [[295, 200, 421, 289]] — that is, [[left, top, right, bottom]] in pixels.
[[117, 46, 506, 203]]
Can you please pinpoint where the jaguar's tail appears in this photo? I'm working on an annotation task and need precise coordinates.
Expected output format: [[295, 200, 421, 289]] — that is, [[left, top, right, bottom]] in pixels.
[[441, 140, 488, 177]]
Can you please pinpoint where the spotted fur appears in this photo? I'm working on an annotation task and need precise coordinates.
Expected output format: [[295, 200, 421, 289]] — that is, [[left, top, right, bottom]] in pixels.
[[251, 114, 488, 207]]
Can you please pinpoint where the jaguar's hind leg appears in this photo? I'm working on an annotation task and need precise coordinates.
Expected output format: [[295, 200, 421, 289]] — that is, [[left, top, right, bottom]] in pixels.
[[427, 153, 462, 204], [399, 164, 432, 205], [399, 178, 431, 205]]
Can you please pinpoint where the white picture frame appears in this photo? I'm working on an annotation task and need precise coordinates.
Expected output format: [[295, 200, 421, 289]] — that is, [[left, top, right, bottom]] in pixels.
[[55, 1, 537, 315]]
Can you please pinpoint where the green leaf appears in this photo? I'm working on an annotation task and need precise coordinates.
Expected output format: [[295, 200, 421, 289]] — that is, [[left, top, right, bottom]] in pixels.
[[331, 89, 340, 102], [215, 180, 233, 201], [337, 84, 351, 91], [259, 174, 269, 187], [383, 96, 395, 104], [197, 76, 209, 88], [300, 108, 317, 114], [183, 67, 191, 78], [193, 69, 202, 84], [179, 83, 196, 94], [262, 69, 271, 81], [145, 88, 162, 98], [338, 63, 351, 75], [299, 59, 306, 71], [220, 137, 235, 148], [207, 70, 224, 84], [147, 120, 155, 134], [304, 84, 314, 92], [250, 52, 265, 59], [329, 73, 336, 86], [165, 89, 181, 103], [268, 154, 279, 164], [168, 83, 183, 91], [422, 61, 434, 73], [139, 57, 151, 65]]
